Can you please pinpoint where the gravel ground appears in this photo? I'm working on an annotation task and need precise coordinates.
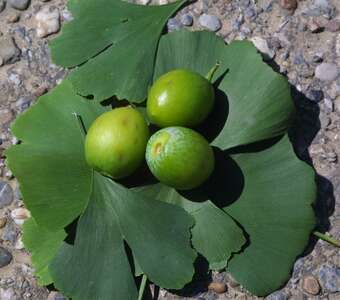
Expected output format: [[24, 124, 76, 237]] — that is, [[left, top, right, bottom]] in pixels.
[[0, 0, 339, 299]]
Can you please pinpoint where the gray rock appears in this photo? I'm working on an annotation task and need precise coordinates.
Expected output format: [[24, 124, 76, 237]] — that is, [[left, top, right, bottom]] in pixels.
[[314, 0, 330, 9], [167, 18, 181, 32], [0, 0, 6, 13], [0, 36, 20, 66], [180, 14, 193, 26], [319, 265, 340, 292], [9, 0, 30, 10], [0, 247, 12, 268], [293, 53, 305, 65], [198, 14, 222, 32], [0, 181, 13, 209], [308, 89, 324, 102], [266, 291, 288, 300], [251, 37, 275, 59], [2, 222, 18, 244], [315, 63, 339, 81]]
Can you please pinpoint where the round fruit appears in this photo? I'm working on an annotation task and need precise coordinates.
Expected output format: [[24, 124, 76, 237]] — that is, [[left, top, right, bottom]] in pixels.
[[85, 107, 149, 179], [147, 69, 215, 127], [146, 127, 215, 190]]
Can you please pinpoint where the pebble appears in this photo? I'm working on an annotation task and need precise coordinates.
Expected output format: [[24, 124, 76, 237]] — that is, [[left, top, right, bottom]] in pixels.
[[312, 52, 324, 63], [0, 247, 12, 268], [325, 19, 340, 32], [9, 0, 30, 10], [302, 276, 320, 295], [279, 0, 297, 11], [335, 96, 340, 112], [136, 0, 150, 5], [0, 217, 7, 228], [266, 291, 288, 300], [251, 36, 275, 59], [0, 181, 14, 209], [180, 14, 193, 27], [324, 98, 333, 112], [6, 12, 20, 23], [11, 208, 31, 225], [308, 89, 324, 103], [0, 36, 21, 66], [208, 282, 227, 294], [315, 63, 339, 81], [0, 288, 16, 300], [318, 265, 340, 292], [167, 18, 181, 32], [35, 7, 60, 38], [198, 14, 222, 32], [0, 0, 6, 13], [2, 221, 18, 244], [292, 53, 305, 65]]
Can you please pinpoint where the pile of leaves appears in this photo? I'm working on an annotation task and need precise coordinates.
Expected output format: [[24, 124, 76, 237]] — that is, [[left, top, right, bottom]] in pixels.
[[6, 0, 317, 299]]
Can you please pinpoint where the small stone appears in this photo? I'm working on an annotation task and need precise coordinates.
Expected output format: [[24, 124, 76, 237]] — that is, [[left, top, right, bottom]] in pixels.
[[0, 36, 20, 65], [0, 288, 16, 300], [308, 89, 324, 103], [2, 222, 18, 244], [35, 6, 60, 38], [251, 37, 275, 59], [11, 208, 31, 225], [198, 14, 222, 32], [158, 0, 168, 4], [315, 63, 339, 81], [302, 276, 320, 295], [0, 0, 6, 13], [335, 96, 340, 112], [180, 14, 193, 26], [324, 98, 333, 111], [325, 19, 340, 32], [0, 217, 6, 228], [167, 18, 181, 32], [279, 0, 297, 10], [266, 291, 287, 300], [0, 181, 13, 209], [6, 12, 20, 23], [312, 52, 324, 63], [308, 19, 324, 33], [9, 0, 30, 10], [208, 282, 227, 294], [14, 236, 24, 250], [0, 247, 12, 268], [318, 265, 340, 292], [136, 0, 150, 5]]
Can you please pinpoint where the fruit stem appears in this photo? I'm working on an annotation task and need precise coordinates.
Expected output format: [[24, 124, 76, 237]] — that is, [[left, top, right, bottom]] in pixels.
[[137, 274, 148, 300], [206, 62, 221, 82], [73, 113, 87, 137], [313, 231, 340, 248]]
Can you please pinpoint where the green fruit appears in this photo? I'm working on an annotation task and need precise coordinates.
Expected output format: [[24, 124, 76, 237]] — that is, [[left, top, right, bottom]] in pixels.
[[146, 127, 215, 190], [147, 69, 215, 127], [85, 107, 149, 179]]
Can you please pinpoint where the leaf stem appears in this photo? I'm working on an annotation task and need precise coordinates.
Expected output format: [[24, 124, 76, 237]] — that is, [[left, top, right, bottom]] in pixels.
[[137, 274, 148, 300], [206, 62, 220, 82], [73, 113, 87, 138], [313, 231, 340, 248]]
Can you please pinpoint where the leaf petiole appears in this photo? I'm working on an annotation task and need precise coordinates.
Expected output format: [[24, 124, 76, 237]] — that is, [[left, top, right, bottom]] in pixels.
[[313, 231, 340, 248], [137, 274, 148, 300], [206, 62, 220, 82]]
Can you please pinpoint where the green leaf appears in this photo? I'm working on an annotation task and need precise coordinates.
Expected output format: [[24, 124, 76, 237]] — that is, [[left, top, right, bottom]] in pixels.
[[6, 80, 107, 231], [50, 0, 186, 102], [154, 30, 295, 149], [50, 173, 196, 299], [22, 218, 66, 285], [225, 135, 316, 296], [134, 184, 245, 270]]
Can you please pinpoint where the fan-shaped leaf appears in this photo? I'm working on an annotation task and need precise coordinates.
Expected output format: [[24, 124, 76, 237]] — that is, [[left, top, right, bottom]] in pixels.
[[22, 218, 66, 285], [225, 135, 316, 296], [50, 173, 196, 299], [50, 0, 186, 102], [6, 81, 107, 230], [154, 30, 295, 149], [134, 184, 246, 270]]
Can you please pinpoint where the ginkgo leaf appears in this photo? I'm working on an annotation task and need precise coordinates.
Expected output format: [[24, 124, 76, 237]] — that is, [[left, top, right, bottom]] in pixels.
[[50, 0, 186, 102], [22, 218, 66, 285]]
